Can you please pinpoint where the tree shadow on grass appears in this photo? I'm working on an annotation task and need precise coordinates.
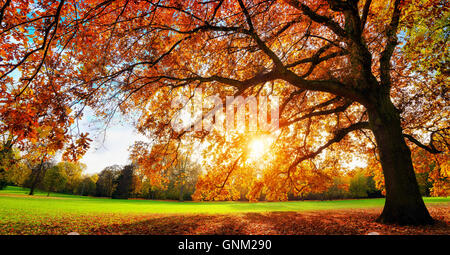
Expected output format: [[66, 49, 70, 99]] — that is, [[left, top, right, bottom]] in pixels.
[[87, 206, 449, 235], [90, 214, 248, 235], [241, 211, 364, 235], [241, 209, 450, 235]]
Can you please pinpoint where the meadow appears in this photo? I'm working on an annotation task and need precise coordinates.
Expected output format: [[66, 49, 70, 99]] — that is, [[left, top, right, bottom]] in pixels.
[[0, 186, 449, 235]]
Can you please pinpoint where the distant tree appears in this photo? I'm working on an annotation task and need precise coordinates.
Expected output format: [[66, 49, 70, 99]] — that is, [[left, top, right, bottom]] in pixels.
[[348, 169, 381, 198], [0, 176, 7, 190], [77, 175, 98, 196], [323, 177, 350, 200], [130, 173, 143, 198], [131, 147, 202, 201], [96, 165, 121, 197], [138, 179, 159, 200], [25, 159, 54, 195], [415, 172, 432, 197], [57, 161, 85, 194], [4, 160, 32, 187], [112, 164, 135, 199], [43, 166, 67, 196], [293, 176, 350, 201], [366, 175, 382, 198], [410, 148, 449, 197], [0, 170, 7, 190], [0, 141, 17, 190], [349, 171, 369, 198], [169, 156, 201, 201]]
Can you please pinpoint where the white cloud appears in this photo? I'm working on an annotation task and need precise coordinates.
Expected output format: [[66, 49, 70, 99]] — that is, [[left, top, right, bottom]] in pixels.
[[75, 108, 147, 174], [80, 125, 146, 174]]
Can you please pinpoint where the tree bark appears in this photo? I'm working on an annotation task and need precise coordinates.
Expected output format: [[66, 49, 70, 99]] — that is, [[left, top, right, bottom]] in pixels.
[[368, 94, 434, 225], [179, 185, 184, 202], [29, 162, 44, 196]]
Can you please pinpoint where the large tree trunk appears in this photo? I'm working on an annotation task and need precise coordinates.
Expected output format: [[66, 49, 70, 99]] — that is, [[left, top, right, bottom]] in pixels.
[[368, 95, 434, 225]]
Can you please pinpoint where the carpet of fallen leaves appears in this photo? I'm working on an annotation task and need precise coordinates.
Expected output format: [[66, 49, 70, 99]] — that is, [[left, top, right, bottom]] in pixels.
[[0, 205, 448, 235]]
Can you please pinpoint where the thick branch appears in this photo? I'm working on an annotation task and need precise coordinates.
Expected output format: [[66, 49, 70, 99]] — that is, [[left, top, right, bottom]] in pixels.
[[403, 134, 442, 154], [286, 47, 347, 69], [282, 69, 365, 104], [216, 153, 243, 193], [379, 0, 401, 89], [287, 121, 370, 171], [280, 100, 352, 128], [360, 0, 372, 30], [237, 0, 284, 68], [285, 0, 347, 38]]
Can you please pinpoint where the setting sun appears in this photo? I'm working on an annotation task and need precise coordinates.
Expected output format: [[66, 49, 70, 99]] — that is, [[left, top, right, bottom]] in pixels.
[[248, 136, 273, 161]]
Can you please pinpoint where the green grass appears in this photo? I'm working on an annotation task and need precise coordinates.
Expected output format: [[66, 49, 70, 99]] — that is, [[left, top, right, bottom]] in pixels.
[[0, 186, 448, 234], [1, 185, 449, 216]]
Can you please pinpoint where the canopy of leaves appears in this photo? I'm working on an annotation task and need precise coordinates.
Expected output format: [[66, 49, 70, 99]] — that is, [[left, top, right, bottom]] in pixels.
[[0, 0, 448, 200]]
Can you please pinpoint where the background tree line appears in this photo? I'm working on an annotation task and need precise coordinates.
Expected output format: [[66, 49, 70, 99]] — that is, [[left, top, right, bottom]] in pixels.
[[0, 149, 203, 201], [0, 150, 441, 201]]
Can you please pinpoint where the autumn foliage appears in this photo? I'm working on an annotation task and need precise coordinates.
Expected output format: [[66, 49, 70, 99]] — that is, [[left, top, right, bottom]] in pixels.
[[0, 0, 449, 225]]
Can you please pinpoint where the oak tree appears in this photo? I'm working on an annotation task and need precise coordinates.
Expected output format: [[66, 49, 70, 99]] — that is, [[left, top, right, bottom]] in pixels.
[[1, 0, 448, 225]]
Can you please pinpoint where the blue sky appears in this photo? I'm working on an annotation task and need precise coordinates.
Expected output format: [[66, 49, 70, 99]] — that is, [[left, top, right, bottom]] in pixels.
[[7, 68, 147, 174], [76, 108, 148, 174]]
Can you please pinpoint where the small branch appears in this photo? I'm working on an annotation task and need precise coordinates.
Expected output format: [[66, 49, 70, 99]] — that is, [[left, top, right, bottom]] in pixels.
[[0, 0, 11, 25]]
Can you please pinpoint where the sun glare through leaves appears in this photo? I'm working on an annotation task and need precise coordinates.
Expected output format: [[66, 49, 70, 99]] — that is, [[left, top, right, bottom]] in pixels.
[[247, 135, 274, 163]]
